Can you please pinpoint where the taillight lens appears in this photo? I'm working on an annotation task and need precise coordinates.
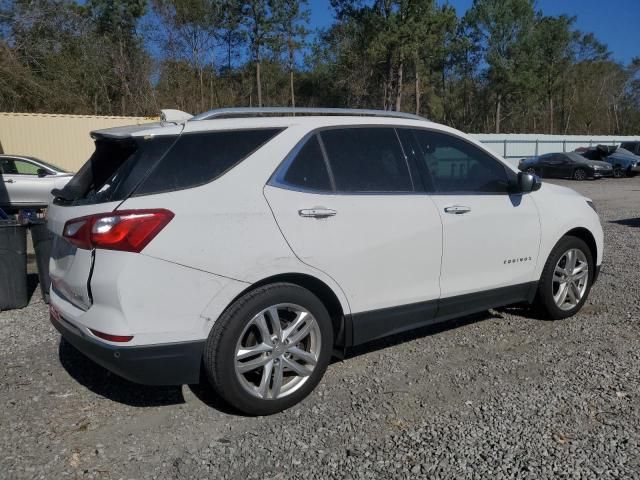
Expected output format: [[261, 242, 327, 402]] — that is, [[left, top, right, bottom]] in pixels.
[[89, 328, 134, 343], [63, 209, 174, 252]]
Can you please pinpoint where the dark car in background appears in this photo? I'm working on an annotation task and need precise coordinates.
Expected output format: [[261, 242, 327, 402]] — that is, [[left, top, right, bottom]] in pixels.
[[620, 142, 640, 156], [575, 145, 617, 161], [604, 148, 640, 177], [519, 152, 613, 180], [574, 144, 640, 177]]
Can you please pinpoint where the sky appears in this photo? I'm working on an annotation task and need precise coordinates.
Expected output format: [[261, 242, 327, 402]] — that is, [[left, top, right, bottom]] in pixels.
[[307, 0, 640, 65]]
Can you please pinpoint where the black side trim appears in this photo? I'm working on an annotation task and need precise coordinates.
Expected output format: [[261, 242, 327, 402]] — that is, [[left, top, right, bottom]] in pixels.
[[350, 282, 537, 346], [51, 315, 204, 386], [437, 282, 534, 320]]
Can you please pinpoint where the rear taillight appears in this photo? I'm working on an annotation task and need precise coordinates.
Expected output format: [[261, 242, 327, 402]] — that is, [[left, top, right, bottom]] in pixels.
[[63, 209, 174, 252], [89, 328, 134, 343]]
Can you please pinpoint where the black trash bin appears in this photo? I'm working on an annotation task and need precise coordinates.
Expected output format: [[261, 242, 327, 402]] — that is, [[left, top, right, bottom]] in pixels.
[[30, 221, 53, 303], [0, 221, 28, 310]]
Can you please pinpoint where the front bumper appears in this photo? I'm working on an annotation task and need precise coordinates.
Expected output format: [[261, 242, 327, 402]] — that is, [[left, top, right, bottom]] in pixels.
[[592, 170, 613, 178], [51, 312, 204, 386], [631, 164, 640, 173]]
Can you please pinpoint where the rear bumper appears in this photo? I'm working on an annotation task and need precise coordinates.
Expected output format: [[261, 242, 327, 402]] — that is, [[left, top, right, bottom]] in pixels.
[[51, 313, 204, 386]]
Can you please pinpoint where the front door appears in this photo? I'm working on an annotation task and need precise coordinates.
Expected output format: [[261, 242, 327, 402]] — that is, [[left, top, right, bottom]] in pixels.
[[406, 129, 540, 312], [264, 127, 443, 343]]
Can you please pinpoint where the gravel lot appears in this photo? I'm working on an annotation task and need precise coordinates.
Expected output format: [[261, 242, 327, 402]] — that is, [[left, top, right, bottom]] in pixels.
[[1, 178, 639, 480]]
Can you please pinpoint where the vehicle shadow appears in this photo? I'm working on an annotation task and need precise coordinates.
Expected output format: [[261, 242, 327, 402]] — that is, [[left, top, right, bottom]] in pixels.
[[58, 338, 186, 407], [187, 375, 247, 416], [610, 218, 640, 228]]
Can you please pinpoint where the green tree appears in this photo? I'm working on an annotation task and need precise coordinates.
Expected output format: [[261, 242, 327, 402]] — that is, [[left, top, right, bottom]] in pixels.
[[465, 0, 536, 132], [271, 0, 309, 108]]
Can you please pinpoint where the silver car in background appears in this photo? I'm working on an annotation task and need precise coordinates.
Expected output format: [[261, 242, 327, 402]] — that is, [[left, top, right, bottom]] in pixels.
[[0, 155, 73, 212]]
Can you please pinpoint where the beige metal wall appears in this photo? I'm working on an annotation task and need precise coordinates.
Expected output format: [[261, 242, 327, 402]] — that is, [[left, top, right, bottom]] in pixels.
[[0, 112, 157, 172]]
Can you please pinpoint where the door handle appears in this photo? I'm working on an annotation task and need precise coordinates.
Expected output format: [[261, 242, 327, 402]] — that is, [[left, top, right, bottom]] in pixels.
[[444, 205, 471, 215], [298, 208, 337, 218], [4, 179, 14, 183]]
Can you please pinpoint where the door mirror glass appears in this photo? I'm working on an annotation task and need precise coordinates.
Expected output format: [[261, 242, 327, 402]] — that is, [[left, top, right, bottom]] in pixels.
[[517, 171, 541, 193], [37, 168, 48, 177]]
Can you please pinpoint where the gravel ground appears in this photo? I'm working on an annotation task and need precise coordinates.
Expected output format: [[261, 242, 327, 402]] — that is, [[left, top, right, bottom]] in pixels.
[[1, 178, 639, 480]]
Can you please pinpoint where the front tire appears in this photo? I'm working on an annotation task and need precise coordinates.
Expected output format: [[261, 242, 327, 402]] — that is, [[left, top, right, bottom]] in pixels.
[[204, 283, 333, 415], [613, 166, 624, 178], [533, 236, 594, 320]]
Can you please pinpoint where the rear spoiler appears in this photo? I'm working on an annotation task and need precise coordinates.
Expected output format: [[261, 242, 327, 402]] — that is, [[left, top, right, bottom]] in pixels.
[[90, 123, 162, 140]]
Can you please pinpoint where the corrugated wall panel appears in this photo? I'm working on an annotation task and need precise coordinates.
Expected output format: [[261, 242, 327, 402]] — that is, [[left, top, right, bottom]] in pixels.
[[472, 133, 640, 160], [0, 113, 156, 172]]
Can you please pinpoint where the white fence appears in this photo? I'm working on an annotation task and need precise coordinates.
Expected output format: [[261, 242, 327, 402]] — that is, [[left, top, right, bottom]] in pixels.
[[472, 134, 640, 163]]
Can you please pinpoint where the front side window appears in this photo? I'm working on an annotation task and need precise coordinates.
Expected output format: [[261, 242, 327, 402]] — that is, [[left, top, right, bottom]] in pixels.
[[320, 127, 413, 192], [410, 130, 510, 193], [1, 158, 40, 175]]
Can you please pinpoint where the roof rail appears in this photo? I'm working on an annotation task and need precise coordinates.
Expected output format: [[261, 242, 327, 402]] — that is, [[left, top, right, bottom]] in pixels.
[[190, 107, 427, 122]]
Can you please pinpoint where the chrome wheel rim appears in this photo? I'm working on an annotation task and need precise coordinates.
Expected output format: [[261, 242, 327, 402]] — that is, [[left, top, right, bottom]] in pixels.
[[552, 248, 589, 311], [574, 169, 586, 180], [526, 167, 536, 175], [234, 303, 321, 400]]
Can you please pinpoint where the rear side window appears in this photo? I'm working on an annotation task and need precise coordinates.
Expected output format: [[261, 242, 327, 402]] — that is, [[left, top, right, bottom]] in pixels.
[[281, 135, 332, 192], [320, 128, 413, 192], [135, 128, 283, 196]]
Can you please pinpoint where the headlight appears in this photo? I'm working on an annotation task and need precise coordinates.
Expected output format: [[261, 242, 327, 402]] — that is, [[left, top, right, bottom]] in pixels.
[[587, 201, 597, 213]]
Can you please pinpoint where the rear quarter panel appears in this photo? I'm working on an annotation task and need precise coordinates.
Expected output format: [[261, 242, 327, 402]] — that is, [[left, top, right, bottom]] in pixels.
[[118, 125, 352, 316]]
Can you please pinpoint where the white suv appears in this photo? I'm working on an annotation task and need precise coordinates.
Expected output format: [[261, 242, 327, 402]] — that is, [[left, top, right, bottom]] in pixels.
[[48, 108, 603, 415]]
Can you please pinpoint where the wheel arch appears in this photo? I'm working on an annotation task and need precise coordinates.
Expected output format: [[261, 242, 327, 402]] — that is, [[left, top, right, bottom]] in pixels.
[[228, 273, 350, 354], [564, 227, 597, 266]]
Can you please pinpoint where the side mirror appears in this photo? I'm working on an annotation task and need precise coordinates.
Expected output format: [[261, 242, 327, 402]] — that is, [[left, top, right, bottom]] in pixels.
[[37, 168, 48, 178], [517, 171, 541, 193]]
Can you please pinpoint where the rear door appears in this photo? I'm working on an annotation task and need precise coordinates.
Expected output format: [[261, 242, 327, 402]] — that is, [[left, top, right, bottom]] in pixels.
[[264, 127, 443, 343], [407, 128, 540, 306]]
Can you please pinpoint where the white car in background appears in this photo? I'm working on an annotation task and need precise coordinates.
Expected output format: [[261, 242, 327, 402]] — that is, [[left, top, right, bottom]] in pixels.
[[0, 154, 72, 212], [47, 108, 604, 415]]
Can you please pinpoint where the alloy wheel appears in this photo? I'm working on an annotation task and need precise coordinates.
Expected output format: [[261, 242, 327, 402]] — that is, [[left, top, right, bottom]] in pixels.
[[573, 169, 586, 181], [526, 167, 536, 175], [552, 248, 589, 311], [234, 303, 321, 400]]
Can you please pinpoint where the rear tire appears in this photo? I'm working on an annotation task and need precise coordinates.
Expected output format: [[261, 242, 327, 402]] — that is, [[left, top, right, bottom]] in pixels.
[[204, 283, 333, 415], [573, 168, 587, 181], [533, 236, 594, 320], [613, 167, 624, 178]]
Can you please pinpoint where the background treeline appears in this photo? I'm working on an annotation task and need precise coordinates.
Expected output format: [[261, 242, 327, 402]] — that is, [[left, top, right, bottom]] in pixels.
[[1, 0, 639, 134]]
